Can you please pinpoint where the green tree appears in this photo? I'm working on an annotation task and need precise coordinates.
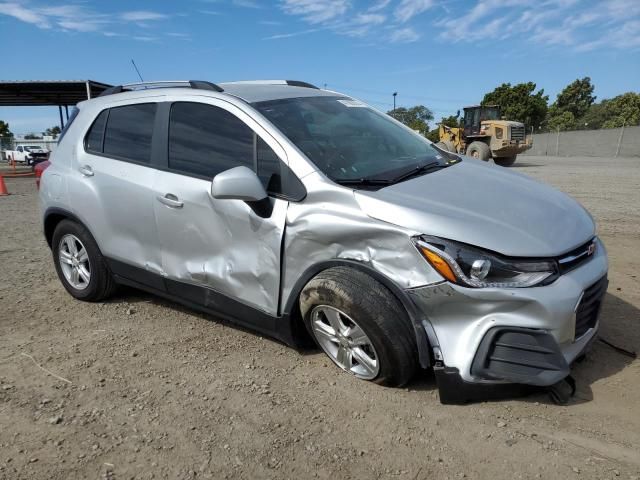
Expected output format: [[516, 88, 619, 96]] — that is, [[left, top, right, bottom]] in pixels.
[[601, 92, 640, 128], [553, 77, 596, 119], [45, 125, 62, 138], [0, 120, 13, 150], [0, 120, 13, 138], [580, 101, 609, 130], [547, 111, 576, 131], [426, 128, 440, 143], [440, 114, 461, 128], [482, 82, 549, 129], [387, 105, 434, 134], [24, 133, 42, 139], [426, 114, 460, 142]]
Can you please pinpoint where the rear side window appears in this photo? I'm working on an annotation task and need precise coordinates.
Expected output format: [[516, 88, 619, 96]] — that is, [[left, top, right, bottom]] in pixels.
[[85, 110, 108, 153], [103, 104, 157, 163], [168, 102, 253, 178]]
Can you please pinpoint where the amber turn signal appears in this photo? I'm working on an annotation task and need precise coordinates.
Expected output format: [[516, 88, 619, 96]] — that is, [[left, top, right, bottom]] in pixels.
[[418, 246, 457, 283]]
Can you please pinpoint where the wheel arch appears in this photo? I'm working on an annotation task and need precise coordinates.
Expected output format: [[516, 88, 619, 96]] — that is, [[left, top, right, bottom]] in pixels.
[[44, 207, 97, 249], [282, 259, 435, 368]]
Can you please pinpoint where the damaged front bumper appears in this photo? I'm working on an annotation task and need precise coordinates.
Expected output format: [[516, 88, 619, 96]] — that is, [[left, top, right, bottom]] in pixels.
[[406, 238, 608, 403]]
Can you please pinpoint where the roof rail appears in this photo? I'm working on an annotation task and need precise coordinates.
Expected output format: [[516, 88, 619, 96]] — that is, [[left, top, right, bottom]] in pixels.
[[285, 80, 319, 89], [98, 80, 224, 97], [222, 80, 319, 89]]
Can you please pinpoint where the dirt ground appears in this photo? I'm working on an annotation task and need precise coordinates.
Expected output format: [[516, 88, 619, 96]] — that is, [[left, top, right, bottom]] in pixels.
[[1, 155, 639, 480]]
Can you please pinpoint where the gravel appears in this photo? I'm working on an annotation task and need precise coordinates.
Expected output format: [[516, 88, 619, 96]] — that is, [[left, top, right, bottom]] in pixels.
[[0, 156, 639, 479]]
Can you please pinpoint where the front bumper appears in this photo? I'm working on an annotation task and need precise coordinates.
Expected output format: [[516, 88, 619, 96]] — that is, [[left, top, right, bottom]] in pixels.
[[407, 238, 608, 391], [493, 140, 532, 157]]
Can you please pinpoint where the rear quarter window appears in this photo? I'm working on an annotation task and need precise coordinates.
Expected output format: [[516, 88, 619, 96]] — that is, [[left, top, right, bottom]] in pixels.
[[84, 109, 109, 153]]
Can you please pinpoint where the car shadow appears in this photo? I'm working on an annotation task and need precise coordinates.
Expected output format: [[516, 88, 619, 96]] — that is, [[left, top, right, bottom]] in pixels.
[[105, 287, 637, 405]]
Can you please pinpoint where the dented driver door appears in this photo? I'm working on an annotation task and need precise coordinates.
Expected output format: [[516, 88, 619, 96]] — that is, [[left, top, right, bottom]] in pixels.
[[152, 99, 288, 316]]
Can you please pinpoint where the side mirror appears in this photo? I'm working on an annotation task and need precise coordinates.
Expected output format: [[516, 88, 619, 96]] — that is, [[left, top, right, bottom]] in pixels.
[[211, 166, 267, 202]]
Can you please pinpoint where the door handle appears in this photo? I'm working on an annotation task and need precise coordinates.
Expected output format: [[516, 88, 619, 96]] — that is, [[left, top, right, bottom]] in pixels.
[[157, 194, 184, 209], [79, 165, 94, 177]]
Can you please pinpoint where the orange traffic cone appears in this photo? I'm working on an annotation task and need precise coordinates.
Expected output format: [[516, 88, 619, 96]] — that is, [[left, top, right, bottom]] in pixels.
[[0, 175, 9, 196]]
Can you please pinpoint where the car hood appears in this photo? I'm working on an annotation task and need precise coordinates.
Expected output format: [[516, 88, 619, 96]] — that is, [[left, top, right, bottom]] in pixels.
[[354, 159, 595, 257]]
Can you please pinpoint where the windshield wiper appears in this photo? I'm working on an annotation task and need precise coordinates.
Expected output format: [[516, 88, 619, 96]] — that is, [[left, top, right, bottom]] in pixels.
[[387, 161, 445, 184], [334, 178, 393, 186]]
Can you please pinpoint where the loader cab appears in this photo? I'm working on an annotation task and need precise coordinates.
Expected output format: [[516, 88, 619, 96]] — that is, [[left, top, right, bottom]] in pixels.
[[463, 105, 501, 137]]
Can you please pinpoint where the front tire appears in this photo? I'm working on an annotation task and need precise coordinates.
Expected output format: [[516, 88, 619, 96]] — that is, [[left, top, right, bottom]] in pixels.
[[52, 220, 116, 301], [466, 141, 491, 161], [299, 267, 417, 387], [494, 155, 517, 167]]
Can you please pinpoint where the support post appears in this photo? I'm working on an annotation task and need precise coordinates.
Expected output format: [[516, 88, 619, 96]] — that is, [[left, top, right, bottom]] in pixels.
[[65, 105, 69, 121], [86, 81, 91, 100], [615, 120, 626, 158], [544, 131, 550, 156], [58, 105, 64, 130], [555, 127, 560, 156]]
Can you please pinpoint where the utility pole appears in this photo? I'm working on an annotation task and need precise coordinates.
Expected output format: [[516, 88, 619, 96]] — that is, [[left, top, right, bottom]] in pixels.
[[393, 92, 397, 112]]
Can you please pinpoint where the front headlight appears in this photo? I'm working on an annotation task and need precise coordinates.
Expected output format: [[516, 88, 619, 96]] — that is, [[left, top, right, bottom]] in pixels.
[[414, 236, 558, 288]]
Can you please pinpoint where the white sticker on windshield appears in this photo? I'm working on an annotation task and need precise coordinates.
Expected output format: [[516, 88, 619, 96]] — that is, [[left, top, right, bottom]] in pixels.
[[337, 99, 367, 108]]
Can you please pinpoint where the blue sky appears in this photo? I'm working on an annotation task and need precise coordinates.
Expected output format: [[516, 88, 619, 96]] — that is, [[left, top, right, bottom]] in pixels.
[[1, 0, 639, 134]]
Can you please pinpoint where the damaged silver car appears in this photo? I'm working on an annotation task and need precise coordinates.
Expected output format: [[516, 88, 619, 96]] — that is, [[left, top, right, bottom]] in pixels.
[[40, 80, 608, 404]]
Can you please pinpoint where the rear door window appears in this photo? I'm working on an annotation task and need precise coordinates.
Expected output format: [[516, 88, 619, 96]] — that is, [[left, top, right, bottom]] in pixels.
[[103, 103, 157, 164]]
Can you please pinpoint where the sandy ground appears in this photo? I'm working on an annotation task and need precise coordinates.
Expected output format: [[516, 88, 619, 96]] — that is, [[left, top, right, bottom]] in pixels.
[[0, 155, 638, 480]]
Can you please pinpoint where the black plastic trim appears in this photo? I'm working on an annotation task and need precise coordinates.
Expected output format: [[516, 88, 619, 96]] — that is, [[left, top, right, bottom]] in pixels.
[[98, 80, 224, 98], [98, 85, 123, 97], [434, 365, 538, 405], [43, 207, 97, 248], [471, 327, 569, 386], [106, 258, 297, 346], [285, 80, 319, 89], [188, 80, 224, 92]]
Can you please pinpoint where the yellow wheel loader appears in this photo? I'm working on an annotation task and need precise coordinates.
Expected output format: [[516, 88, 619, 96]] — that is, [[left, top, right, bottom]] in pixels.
[[436, 105, 532, 166]]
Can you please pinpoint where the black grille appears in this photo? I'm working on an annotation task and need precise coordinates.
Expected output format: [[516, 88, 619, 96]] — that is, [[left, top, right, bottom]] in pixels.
[[558, 239, 597, 274], [575, 275, 607, 339], [510, 125, 525, 141]]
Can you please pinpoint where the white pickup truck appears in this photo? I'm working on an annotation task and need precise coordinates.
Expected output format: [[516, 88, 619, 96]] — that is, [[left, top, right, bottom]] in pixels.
[[5, 145, 50, 165]]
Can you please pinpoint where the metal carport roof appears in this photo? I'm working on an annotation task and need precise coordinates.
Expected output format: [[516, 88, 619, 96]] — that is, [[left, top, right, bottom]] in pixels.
[[0, 80, 112, 106], [0, 80, 113, 130]]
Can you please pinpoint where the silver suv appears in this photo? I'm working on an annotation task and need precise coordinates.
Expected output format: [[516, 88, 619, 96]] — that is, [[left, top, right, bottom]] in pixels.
[[40, 80, 608, 404]]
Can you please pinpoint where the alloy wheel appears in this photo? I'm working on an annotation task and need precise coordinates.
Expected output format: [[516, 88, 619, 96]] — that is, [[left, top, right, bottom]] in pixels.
[[58, 234, 91, 290], [310, 305, 380, 379]]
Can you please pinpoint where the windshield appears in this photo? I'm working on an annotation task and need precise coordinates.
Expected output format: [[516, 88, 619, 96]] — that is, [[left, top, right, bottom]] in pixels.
[[253, 96, 451, 182], [481, 107, 501, 121]]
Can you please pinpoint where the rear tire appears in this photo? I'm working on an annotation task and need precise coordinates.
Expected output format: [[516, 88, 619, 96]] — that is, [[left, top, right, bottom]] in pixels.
[[466, 141, 491, 161], [52, 220, 117, 302], [299, 267, 417, 387], [494, 155, 517, 167]]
